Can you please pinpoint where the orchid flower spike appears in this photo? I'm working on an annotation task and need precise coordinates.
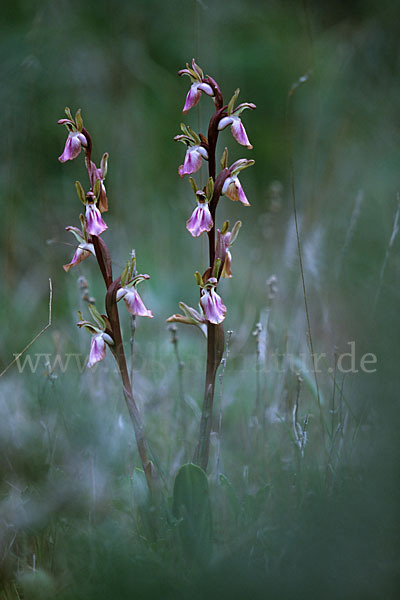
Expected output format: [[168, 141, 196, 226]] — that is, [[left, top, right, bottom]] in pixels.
[[200, 278, 227, 324], [178, 59, 214, 113]]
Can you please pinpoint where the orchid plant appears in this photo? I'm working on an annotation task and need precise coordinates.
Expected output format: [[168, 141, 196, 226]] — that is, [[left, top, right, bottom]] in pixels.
[[58, 108, 155, 492], [167, 60, 255, 471]]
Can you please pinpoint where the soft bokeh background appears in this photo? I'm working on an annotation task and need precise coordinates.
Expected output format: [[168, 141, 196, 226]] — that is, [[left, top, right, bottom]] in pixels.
[[1, 1, 399, 598]]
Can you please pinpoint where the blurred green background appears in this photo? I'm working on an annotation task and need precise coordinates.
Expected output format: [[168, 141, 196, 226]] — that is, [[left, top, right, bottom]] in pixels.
[[1, 0, 399, 598]]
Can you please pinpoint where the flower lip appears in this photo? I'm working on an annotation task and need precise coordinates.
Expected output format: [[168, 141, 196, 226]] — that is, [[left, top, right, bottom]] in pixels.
[[85, 202, 108, 236], [178, 145, 208, 178], [87, 333, 106, 368], [186, 202, 213, 237], [200, 286, 227, 324], [230, 117, 253, 149]]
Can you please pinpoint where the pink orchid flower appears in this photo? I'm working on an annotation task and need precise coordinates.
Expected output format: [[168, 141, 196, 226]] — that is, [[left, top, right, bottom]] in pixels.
[[85, 202, 108, 236], [200, 280, 227, 324], [222, 175, 250, 206], [186, 201, 213, 237], [58, 131, 87, 163], [87, 333, 107, 368], [116, 287, 153, 318], [178, 145, 208, 177]]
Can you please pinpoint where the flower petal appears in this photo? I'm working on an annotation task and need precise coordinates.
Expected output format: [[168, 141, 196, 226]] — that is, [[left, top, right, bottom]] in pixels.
[[186, 203, 213, 237], [221, 249, 232, 278], [218, 116, 234, 131], [222, 176, 250, 206], [178, 146, 204, 177], [85, 203, 108, 236], [63, 243, 94, 272], [230, 118, 252, 149], [58, 132, 87, 163], [123, 288, 154, 318], [183, 84, 202, 113], [197, 82, 214, 96], [200, 288, 227, 324], [87, 333, 106, 368]]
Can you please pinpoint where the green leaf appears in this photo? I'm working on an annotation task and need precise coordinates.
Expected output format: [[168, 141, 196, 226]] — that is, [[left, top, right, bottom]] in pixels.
[[75, 180, 86, 205], [230, 220, 242, 245], [221, 220, 230, 235], [212, 258, 221, 278], [75, 108, 83, 131], [93, 178, 101, 198], [131, 467, 151, 508], [220, 147, 228, 170], [188, 177, 198, 196], [120, 260, 130, 286], [172, 463, 212, 559], [180, 122, 190, 136], [186, 124, 200, 145], [219, 473, 241, 521], [205, 177, 214, 201], [88, 304, 106, 330], [227, 88, 240, 115], [194, 271, 203, 287]]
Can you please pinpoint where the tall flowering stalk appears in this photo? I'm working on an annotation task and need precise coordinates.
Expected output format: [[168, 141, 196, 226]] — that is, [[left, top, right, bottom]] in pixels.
[[168, 60, 255, 471], [58, 108, 155, 492]]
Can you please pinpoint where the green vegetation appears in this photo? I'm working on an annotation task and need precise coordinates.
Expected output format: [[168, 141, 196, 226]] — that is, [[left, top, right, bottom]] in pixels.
[[0, 1, 399, 598]]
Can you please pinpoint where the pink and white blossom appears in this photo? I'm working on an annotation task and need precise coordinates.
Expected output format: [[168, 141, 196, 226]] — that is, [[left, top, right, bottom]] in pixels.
[[58, 131, 87, 163], [178, 145, 208, 177], [200, 287, 227, 324], [218, 115, 252, 149], [116, 287, 153, 318], [85, 203, 108, 236], [222, 175, 250, 206], [63, 242, 95, 273], [87, 333, 107, 368], [186, 202, 213, 237]]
